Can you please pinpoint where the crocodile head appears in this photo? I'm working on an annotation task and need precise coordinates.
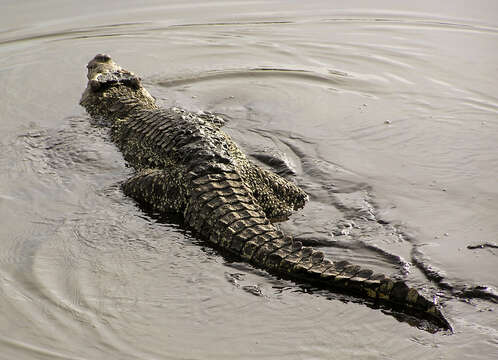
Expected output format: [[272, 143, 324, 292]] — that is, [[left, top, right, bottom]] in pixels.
[[85, 54, 141, 90], [80, 54, 156, 119]]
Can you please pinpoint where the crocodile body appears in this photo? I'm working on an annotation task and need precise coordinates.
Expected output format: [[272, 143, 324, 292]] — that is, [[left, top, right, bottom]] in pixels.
[[80, 54, 450, 330]]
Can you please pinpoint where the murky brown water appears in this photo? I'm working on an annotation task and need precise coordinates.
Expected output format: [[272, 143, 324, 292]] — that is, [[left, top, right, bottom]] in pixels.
[[1, 1, 497, 359]]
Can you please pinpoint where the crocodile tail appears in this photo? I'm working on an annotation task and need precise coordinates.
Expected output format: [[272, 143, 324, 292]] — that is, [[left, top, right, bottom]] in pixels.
[[184, 169, 279, 253], [261, 244, 451, 330], [259, 241, 450, 331], [185, 170, 451, 331]]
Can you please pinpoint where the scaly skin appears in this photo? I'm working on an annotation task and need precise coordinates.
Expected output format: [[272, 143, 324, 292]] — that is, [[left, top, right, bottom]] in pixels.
[[80, 54, 451, 331]]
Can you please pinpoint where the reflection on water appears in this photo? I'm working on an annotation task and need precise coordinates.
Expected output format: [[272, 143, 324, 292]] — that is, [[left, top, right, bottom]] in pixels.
[[0, 1, 497, 359]]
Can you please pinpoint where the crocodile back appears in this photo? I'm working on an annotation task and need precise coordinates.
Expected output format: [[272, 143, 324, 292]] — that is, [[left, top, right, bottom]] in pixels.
[[110, 107, 237, 175]]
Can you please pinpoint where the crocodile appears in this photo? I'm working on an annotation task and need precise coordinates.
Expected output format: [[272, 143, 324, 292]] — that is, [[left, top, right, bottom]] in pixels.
[[80, 54, 451, 331]]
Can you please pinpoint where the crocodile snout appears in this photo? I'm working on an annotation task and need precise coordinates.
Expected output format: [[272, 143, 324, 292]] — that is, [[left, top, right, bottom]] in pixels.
[[90, 53, 112, 65], [86, 53, 121, 81]]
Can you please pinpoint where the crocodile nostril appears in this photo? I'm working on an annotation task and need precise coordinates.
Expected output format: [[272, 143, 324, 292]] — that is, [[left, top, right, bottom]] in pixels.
[[94, 53, 111, 62]]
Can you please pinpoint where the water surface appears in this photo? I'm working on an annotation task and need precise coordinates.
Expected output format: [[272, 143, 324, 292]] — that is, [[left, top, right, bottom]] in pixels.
[[1, 1, 497, 359]]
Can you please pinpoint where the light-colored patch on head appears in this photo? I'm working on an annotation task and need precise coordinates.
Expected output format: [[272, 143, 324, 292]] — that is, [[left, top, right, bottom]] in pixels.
[[80, 54, 157, 112], [85, 53, 146, 94], [86, 53, 122, 81]]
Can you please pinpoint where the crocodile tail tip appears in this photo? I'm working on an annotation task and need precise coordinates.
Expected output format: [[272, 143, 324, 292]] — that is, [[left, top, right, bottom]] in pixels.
[[255, 242, 453, 332]]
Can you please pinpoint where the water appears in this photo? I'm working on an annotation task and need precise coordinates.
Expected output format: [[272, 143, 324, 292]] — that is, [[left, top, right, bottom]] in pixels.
[[1, 1, 497, 359]]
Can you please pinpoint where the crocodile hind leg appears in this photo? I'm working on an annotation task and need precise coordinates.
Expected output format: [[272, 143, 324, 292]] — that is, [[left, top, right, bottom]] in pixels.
[[121, 167, 189, 214], [240, 164, 308, 222]]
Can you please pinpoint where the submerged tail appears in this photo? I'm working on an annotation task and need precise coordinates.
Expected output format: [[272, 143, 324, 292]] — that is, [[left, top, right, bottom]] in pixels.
[[184, 170, 451, 331]]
